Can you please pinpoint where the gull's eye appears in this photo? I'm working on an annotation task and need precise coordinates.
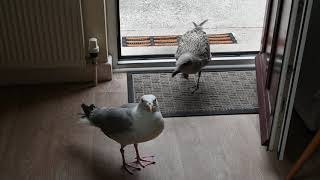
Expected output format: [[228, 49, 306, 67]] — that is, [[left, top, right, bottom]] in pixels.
[[153, 99, 157, 104], [141, 98, 146, 103]]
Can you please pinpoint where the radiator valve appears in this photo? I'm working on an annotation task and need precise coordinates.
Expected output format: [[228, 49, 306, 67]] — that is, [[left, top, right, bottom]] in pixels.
[[88, 38, 99, 59]]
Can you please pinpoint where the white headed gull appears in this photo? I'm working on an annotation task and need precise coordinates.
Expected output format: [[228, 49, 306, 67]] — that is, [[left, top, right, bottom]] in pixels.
[[80, 94, 164, 174]]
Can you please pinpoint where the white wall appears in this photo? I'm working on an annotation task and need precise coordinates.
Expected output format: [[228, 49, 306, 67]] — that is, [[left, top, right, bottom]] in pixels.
[[0, 0, 111, 85]]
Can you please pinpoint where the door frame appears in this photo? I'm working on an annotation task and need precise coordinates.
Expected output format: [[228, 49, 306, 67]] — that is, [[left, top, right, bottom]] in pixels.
[[276, 0, 313, 159], [257, 0, 313, 159], [255, 0, 285, 146]]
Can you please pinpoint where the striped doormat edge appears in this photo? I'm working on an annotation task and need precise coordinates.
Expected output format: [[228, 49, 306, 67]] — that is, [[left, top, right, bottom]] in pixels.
[[122, 33, 237, 47]]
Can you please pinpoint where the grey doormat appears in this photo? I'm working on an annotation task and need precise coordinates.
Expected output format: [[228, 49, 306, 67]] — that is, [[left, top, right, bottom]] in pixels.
[[127, 70, 258, 117]]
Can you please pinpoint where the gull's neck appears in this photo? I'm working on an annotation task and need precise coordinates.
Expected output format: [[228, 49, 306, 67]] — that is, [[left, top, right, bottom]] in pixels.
[[135, 103, 159, 114]]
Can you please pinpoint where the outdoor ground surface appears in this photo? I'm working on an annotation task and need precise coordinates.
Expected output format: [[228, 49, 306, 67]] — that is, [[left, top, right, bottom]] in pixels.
[[119, 0, 267, 56]]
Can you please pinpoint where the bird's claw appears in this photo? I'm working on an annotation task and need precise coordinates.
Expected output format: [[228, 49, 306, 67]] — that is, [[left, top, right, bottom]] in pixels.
[[191, 90, 197, 94], [135, 155, 155, 159], [122, 163, 141, 175], [132, 156, 156, 168], [182, 73, 189, 80], [189, 85, 199, 94]]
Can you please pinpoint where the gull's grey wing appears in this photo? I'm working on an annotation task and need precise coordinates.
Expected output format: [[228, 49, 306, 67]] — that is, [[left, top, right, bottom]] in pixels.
[[176, 58, 193, 69], [175, 31, 191, 59], [121, 103, 138, 109], [90, 107, 133, 134], [175, 28, 210, 60], [200, 34, 211, 60]]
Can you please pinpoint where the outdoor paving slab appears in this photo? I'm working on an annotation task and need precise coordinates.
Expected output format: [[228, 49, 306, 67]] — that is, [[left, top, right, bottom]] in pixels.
[[119, 0, 266, 55]]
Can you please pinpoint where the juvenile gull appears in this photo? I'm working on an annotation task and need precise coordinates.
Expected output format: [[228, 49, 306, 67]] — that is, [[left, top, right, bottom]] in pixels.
[[172, 20, 211, 93]]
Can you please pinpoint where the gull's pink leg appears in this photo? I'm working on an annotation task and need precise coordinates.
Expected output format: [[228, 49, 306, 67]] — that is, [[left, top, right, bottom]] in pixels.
[[132, 144, 156, 168], [120, 145, 141, 174]]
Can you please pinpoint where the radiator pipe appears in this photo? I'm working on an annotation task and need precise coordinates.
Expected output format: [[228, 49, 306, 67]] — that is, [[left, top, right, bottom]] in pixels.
[[92, 57, 98, 86], [88, 38, 99, 86]]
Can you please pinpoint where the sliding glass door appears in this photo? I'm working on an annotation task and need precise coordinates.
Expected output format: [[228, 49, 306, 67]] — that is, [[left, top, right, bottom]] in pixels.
[[106, 0, 266, 68]]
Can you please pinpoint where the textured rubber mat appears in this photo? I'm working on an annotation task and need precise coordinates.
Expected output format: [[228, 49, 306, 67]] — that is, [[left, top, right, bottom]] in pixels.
[[127, 70, 258, 118], [122, 33, 237, 47]]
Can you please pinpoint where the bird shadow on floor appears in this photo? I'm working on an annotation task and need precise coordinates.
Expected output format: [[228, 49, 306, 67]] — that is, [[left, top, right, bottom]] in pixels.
[[0, 83, 96, 111], [65, 143, 141, 180]]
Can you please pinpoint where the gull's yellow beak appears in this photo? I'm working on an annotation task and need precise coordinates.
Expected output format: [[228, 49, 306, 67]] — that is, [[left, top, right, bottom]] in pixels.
[[147, 105, 153, 112]]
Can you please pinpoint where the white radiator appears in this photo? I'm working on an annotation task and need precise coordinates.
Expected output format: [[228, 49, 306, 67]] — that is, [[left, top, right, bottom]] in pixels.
[[0, 0, 85, 68]]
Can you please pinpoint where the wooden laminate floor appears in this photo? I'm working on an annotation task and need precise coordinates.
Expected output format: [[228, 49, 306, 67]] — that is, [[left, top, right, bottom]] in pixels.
[[0, 73, 291, 180]]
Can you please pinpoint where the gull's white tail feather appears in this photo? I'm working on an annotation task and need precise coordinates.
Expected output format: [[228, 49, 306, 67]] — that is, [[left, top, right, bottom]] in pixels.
[[192, 19, 208, 29], [78, 117, 91, 125]]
